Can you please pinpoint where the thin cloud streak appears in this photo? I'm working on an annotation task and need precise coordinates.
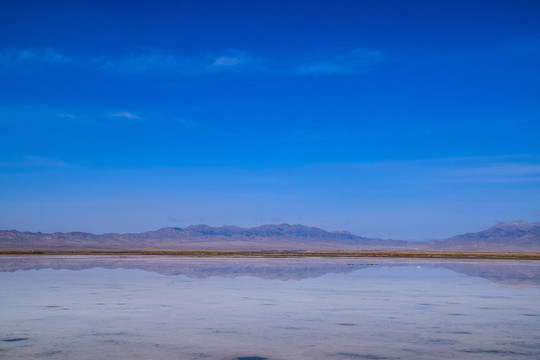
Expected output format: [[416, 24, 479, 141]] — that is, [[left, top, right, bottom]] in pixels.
[[293, 49, 386, 75], [0, 155, 70, 170], [212, 56, 244, 66], [286, 155, 540, 188], [209, 50, 261, 70], [110, 112, 142, 120], [175, 117, 213, 130], [100, 50, 264, 76], [0, 104, 144, 126], [0, 47, 70, 70], [445, 163, 540, 184], [58, 113, 76, 119], [0, 46, 386, 76], [101, 51, 194, 75], [101, 48, 385, 77]]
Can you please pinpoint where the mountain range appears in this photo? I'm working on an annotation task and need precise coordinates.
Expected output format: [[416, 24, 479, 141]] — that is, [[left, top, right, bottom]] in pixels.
[[1, 220, 539, 252]]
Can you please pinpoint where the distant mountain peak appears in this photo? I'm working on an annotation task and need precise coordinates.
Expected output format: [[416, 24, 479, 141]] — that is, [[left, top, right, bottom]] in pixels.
[[491, 220, 539, 230], [433, 220, 540, 251]]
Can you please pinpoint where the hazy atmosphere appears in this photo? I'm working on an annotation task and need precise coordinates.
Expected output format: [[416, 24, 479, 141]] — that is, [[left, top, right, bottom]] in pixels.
[[1, 0, 539, 239]]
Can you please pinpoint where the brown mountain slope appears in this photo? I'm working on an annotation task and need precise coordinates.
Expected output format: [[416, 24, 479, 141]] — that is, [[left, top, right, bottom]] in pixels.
[[0, 224, 407, 251], [0, 221, 539, 252], [427, 220, 540, 252]]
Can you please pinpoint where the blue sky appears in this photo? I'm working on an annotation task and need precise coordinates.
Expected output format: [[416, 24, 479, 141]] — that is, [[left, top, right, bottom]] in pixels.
[[1, 0, 539, 239]]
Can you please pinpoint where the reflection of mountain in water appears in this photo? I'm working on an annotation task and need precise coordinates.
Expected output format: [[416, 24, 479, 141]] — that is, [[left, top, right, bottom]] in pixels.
[[1, 256, 539, 289], [432, 262, 540, 290], [0, 256, 363, 280]]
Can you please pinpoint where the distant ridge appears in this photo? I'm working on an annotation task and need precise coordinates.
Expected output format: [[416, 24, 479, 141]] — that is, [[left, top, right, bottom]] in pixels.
[[1, 221, 539, 252], [429, 220, 540, 251]]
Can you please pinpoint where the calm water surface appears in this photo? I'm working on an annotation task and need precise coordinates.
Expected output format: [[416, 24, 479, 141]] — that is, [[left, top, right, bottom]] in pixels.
[[0, 256, 539, 359]]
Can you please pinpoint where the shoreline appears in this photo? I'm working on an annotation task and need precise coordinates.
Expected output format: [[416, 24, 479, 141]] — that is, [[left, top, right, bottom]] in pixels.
[[0, 250, 539, 260]]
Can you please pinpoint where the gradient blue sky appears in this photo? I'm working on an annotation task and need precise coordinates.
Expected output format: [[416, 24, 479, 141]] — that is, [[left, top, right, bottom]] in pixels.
[[1, 0, 539, 239]]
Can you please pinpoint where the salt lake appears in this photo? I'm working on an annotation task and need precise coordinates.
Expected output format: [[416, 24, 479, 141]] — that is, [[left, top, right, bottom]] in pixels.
[[0, 256, 539, 359]]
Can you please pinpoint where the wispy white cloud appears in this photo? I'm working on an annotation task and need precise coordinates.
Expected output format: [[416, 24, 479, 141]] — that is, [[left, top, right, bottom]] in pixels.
[[0, 105, 84, 124], [293, 48, 386, 75], [446, 163, 540, 184], [278, 155, 540, 190], [101, 51, 194, 75], [211, 51, 251, 67], [208, 50, 265, 73], [98, 48, 384, 77], [0, 46, 386, 76], [23, 155, 69, 168], [0, 104, 130, 126], [100, 49, 263, 76], [212, 56, 244, 66], [1, 155, 70, 170], [175, 117, 213, 130], [0, 47, 70, 70], [351, 155, 540, 185], [58, 113, 76, 119], [110, 112, 142, 120]]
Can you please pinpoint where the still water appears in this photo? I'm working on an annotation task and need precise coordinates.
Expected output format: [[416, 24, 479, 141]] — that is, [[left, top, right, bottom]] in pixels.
[[0, 256, 539, 359]]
